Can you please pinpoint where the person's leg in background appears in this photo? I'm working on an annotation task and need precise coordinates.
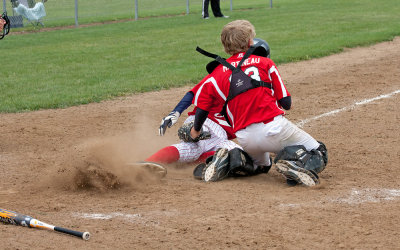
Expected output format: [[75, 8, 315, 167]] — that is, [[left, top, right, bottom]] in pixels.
[[211, 0, 229, 18], [202, 0, 210, 19]]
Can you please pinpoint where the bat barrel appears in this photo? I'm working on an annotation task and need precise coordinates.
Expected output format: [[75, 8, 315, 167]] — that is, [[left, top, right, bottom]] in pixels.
[[54, 226, 90, 240]]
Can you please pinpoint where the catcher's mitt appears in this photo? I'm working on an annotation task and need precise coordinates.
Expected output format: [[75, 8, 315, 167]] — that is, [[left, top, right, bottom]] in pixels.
[[178, 121, 211, 143]]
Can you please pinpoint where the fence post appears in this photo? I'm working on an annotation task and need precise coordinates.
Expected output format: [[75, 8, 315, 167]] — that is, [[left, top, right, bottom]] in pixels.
[[186, 0, 189, 15], [230, 0, 232, 11], [270, 0, 273, 8], [74, 0, 79, 27], [135, 0, 138, 20]]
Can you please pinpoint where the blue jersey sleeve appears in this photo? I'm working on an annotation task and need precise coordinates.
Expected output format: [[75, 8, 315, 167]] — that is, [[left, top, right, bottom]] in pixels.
[[173, 91, 194, 114]]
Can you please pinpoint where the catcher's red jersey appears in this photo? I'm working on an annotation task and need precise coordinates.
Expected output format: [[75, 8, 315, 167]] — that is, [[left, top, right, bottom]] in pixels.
[[193, 53, 290, 133], [187, 83, 236, 140]]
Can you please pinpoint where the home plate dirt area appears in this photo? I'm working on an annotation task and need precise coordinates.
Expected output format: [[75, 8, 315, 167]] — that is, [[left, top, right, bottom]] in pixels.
[[1, 38, 399, 249]]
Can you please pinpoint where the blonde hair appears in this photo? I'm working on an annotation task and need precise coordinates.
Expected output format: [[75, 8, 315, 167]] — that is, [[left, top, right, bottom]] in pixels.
[[220, 20, 256, 55]]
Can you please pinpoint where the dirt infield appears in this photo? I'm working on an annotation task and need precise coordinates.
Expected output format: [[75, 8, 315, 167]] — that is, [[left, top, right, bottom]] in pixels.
[[1, 38, 399, 249]]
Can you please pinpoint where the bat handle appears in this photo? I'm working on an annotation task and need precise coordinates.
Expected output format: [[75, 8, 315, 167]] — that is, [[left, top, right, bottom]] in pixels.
[[54, 227, 90, 240]]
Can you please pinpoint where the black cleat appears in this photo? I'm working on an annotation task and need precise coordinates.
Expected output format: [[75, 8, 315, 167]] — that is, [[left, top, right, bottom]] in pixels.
[[275, 160, 319, 186], [202, 148, 230, 182]]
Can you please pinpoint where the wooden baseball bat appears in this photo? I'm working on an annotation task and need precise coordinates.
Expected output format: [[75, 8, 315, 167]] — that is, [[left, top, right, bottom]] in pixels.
[[0, 208, 90, 240]]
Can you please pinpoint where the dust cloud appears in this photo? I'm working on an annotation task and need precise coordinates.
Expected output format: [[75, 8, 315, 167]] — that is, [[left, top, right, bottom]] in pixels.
[[46, 118, 172, 192]]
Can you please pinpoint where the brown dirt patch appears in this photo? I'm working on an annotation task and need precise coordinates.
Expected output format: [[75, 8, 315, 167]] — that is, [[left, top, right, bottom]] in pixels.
[[1, 37, 399, 249]]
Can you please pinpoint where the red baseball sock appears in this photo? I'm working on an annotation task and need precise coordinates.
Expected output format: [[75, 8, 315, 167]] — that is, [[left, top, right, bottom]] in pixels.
[[146, 146, 180, 164], [196, 151, 215, 163]]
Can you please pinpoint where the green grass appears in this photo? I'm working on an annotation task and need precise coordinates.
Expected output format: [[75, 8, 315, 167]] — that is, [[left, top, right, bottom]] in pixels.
[[6, 0, 267, 28], [1, 0, 400, 112]]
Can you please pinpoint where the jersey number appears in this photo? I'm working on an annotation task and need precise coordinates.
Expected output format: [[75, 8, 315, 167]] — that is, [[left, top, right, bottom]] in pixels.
[[244, 66, 261, 81]]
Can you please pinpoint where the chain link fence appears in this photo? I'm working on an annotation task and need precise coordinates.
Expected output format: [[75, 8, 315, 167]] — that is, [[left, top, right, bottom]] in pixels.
[[2, 0, 272, 29]]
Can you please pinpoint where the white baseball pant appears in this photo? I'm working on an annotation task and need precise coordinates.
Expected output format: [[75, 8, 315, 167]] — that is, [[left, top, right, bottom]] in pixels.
[[173, 115, 241, 162], [235, 115, 320, 167]]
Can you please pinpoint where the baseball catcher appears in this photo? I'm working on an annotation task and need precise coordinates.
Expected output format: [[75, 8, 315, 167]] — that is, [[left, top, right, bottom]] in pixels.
[[147, 38, 272, 169], [188, 20, 328, 186]]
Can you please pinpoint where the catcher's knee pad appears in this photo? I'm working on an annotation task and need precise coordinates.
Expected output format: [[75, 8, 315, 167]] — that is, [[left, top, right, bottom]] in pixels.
[[274, 142, 328, 174]]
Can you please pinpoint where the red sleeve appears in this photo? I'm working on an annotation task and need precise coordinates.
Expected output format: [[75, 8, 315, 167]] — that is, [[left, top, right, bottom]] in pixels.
[[267, 61, 290, 101], [193, 75, 226, 112], [190, 81, 202, 97]]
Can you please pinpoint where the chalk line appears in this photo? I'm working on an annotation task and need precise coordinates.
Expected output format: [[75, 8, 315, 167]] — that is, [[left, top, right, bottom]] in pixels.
[[332, 188, 400, 204], [279, 188, 400, 209], [296, 89, 400, 128]]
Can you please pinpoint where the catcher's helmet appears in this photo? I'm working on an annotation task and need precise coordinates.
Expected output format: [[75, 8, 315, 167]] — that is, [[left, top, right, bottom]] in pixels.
[[206, 60, 223, 74], [252, 38, 270, 58]]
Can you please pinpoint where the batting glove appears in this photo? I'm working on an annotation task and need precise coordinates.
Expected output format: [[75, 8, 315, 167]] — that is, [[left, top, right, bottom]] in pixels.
[[159, 111, 180, 136]]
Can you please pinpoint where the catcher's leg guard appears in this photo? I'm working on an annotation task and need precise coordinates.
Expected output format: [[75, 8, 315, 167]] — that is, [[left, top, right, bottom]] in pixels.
[[229, 148, 254, 176], [274, 142, 328, 175], [315, 141, 328, 171], [228, 148, 271, 176], [274, 142, 328, 185]]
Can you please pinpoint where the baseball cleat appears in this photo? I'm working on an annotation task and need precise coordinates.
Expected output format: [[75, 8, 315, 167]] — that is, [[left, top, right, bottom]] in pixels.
[[127, 161, 167, 178], [275, 160, 319, 186], [202, 148, 230, 182], [193, 163, 206, 180]]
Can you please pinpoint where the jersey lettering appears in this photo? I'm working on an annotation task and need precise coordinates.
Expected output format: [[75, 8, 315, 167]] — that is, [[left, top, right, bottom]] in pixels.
[[223, 58, 261, 72]]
